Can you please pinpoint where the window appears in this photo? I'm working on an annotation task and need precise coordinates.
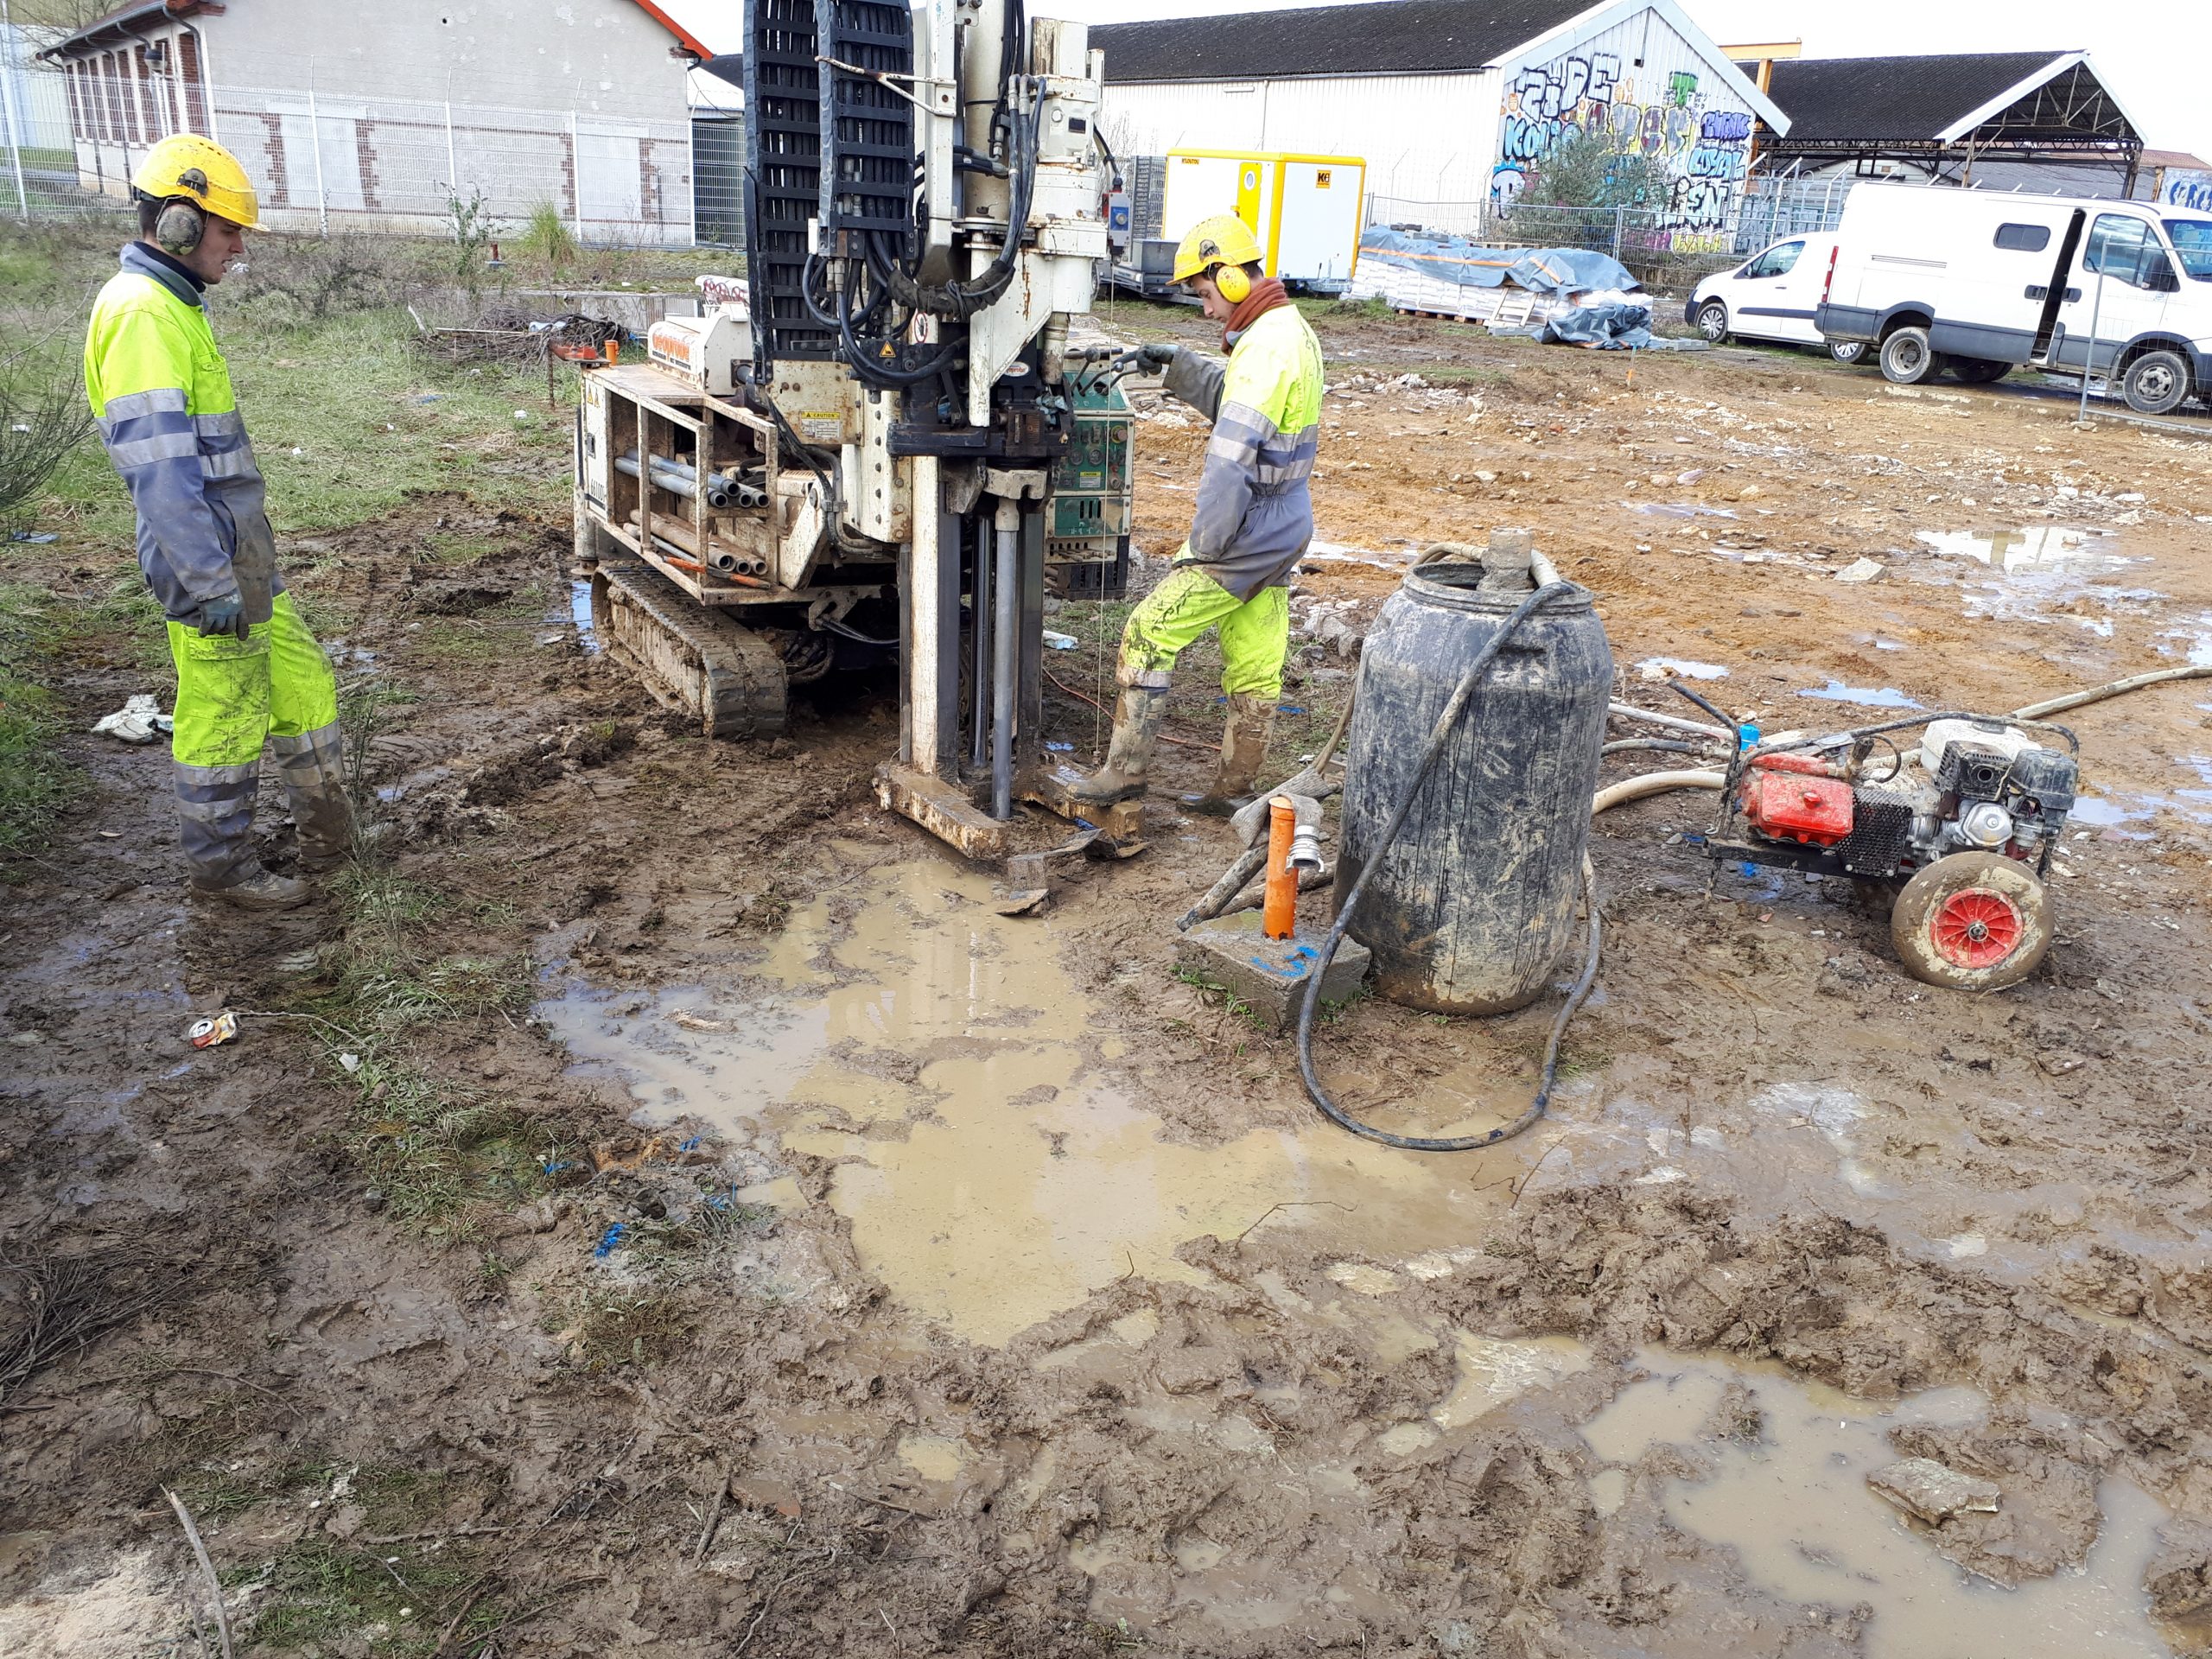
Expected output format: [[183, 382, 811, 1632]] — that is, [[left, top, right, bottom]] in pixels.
[[177, 31, 209, 132], [1742, 239, 1803, 280], [2163, 219, 2212, 282], [2084, 215, 2175, 290], [101, 53, 126, 143], [1993, 222, 2050, 253]]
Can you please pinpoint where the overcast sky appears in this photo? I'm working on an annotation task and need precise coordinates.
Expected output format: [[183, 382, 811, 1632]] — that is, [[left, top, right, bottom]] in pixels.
[[663, 0, 2212, 170]]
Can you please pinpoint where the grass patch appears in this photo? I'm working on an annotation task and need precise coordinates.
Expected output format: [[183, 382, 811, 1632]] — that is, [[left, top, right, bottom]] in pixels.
[[550, 1285, 697, 1372], [0, 583, 86, 862], [626, 1189, 777, 1284], [340, 1043, 563, 1239], [517, 202, 580, 272], [290, 864, 570, 1239], [234, 1535, 482, 1656]]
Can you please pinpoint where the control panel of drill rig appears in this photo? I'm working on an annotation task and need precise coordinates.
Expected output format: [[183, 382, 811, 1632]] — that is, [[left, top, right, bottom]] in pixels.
[[572, 0, 1138, 863]]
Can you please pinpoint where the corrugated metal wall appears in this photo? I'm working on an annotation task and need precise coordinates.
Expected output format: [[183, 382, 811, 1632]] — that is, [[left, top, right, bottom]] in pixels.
[[1100, 72, 1493, 205], [1492, 10, 1757, 252], [1098, 3, 1759, 250]]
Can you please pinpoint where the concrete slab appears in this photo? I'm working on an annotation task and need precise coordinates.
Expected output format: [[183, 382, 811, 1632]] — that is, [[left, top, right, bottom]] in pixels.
[[1174, 910, 1370, 1029]]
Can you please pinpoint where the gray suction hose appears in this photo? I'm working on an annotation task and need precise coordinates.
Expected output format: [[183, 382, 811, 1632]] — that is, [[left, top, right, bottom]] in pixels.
[[1296, 582, 1604, 1154]]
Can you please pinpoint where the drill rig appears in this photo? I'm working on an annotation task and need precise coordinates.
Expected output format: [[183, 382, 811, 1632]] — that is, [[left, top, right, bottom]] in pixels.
[[572, 0, 1135, 861]]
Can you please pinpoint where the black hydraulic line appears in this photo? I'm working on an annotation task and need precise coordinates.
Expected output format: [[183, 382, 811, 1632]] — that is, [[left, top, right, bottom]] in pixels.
[[1296, 583, 1604, 1154], [1666, 677, 1734, 734], [743, 374, 837, 499], [839, 276, 965, 387], [818, 615, 899, 647]]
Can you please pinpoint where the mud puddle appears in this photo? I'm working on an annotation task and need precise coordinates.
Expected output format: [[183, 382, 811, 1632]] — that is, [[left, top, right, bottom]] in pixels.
[[563, 577, 599, 652], [1796, 679, 1922, 709], [541, 855, 1509, 1346], [1916, 526, 2160, 639], [1636, 656, 1729, 680], [1587, 1350, 2172, 1657]]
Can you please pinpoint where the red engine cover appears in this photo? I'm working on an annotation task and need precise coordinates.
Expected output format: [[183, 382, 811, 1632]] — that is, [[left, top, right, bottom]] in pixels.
[[1740, 770, 1854, 846]]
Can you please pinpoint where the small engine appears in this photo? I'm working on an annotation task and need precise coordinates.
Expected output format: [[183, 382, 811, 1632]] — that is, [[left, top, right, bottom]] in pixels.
[[1735, 716, 2077, 877]]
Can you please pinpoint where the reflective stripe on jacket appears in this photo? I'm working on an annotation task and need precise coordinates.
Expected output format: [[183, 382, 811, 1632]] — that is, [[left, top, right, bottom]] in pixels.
[[83, 244, 280, 626], [1160, 303, 1325, 601]]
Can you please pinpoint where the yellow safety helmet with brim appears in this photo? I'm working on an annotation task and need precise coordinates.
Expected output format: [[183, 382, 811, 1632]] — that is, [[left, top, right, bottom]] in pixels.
[[130, 133, 261, 238], [1173, 213, 1263, 301]]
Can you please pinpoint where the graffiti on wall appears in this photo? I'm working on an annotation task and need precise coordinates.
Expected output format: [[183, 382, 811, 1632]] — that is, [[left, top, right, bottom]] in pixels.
[[2162, 169, 2212, 213], [1491, 40, 1753, 252]]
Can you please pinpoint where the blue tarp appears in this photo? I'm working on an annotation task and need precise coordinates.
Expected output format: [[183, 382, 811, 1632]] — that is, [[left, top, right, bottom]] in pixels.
[[1357, 227, 1639, 295], [1529, 301, 1709, 351]]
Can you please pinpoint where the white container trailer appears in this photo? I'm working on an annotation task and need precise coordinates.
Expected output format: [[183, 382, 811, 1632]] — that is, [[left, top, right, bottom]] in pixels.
[[1816, 182, 2212, 415], [1160, 148, 1367, 291]]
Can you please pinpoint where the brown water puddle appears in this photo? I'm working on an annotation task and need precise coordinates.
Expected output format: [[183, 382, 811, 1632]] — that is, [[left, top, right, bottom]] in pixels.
[[1586, 1350, 2172, 1657], [542, 855, 1501, 1346]]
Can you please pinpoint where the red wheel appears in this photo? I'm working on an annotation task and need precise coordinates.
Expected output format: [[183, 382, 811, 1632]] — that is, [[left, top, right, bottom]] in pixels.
[[1891, 852, 2052, 991], [1929, 887, 2024, 969]]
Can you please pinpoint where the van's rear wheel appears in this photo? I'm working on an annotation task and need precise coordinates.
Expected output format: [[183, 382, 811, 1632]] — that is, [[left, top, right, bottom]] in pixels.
[[2121, 349, 2191, 416], [1695, 300, 1729, 343], [1879, 326, 1936, 385], [1827, 340, 1867, 365]]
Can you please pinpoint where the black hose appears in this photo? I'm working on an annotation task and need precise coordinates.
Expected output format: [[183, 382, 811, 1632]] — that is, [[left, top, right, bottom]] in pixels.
[[1296, 582, 1605, 1154], [1666, 677, 1734, 733]]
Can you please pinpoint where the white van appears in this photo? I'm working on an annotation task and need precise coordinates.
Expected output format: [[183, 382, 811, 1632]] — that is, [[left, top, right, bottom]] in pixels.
[[1816, 181, 2212, 414], [1687, 233, 1866, 362]]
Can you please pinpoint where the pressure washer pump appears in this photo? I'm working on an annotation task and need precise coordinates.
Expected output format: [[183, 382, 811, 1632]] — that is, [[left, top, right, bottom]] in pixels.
[[1703, 713, 2080, 990]]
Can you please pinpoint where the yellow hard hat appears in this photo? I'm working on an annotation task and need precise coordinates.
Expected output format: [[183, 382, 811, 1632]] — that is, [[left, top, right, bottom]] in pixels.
[[1172, 213, 1263, 285], [131, 133, 259, 232]]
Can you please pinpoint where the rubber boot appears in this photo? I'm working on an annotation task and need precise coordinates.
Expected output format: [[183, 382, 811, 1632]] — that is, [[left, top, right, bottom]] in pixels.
[[175, 756, 312, 909], [192, 866, 313, 910], [1067, 685, 1167, 804], [1182, 694, 1275, 817], [271, 721, 354, 879]]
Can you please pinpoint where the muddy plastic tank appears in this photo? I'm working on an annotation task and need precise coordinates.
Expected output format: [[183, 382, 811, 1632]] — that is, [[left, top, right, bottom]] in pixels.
[[1337, 548, 1611, 1014]]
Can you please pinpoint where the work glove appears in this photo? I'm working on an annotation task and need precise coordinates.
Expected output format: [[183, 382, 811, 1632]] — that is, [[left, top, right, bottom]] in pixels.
[[196, 591, 248, 639], [1135, 342, 1179, 372]]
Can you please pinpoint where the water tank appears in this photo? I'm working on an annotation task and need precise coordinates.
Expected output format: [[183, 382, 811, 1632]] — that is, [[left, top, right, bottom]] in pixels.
[[1338, 559, 1611, 1014]]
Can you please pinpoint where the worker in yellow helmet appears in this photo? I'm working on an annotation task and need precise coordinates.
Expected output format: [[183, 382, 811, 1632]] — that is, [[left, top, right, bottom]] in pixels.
[[1071, 213, 1325, 813], [83, 134, 348, 909]]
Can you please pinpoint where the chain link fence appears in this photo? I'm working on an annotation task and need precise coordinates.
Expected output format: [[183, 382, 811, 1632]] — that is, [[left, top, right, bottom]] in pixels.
[[1363, 193, 1743, 290], [0, 41, 725, 248]]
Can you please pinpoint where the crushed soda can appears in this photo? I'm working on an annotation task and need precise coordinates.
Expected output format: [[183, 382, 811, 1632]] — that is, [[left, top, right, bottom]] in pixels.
[[187, 1011, 239, 1049]]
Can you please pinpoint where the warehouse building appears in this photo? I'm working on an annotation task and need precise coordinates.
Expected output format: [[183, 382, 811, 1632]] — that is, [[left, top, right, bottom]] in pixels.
[[39, 0, 706, 242], [1094, 0, 1787, 253]]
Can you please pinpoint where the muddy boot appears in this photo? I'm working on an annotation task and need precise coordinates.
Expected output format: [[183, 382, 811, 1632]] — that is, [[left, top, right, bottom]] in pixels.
[[1181, 694, 1275, 817], [1068, 686, 1166, 804], [190, 865, 313, 911], [271, 721, 354, 879]]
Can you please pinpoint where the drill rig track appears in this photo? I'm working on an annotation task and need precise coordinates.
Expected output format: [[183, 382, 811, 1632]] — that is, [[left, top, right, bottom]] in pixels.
[[589, 557, 789, 740]]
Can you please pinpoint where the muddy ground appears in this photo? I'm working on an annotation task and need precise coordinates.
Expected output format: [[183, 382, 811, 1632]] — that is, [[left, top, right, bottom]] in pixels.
[[5, 306, 2212, 1658]]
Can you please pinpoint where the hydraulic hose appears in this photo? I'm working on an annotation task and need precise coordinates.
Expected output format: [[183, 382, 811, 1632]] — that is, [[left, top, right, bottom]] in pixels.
[[1296, 582, 1605, 1154]]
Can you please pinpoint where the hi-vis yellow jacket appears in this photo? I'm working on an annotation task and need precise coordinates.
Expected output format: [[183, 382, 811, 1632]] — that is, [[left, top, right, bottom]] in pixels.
[[1160, 302, 1325, 601], [84, 243, 279, 626]]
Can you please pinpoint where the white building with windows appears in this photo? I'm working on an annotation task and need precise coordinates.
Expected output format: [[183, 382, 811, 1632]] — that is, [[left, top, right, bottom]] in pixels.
[[38, 0, 706, 243]]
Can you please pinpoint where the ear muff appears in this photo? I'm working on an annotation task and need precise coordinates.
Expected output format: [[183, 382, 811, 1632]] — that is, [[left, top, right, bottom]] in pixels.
[[1212, 261, 1251, 303], [156, 199, 206, 257]]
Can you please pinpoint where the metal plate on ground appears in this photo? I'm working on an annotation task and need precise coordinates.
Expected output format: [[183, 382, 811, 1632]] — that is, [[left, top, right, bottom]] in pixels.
[[591, 560, 788, 739]]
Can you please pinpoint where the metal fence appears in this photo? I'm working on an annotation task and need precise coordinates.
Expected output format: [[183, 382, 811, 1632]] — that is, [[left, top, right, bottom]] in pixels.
[[1362, 194, 1744, 286], [0, 44, 721, 248], [1363, 176, 1865, 266]]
